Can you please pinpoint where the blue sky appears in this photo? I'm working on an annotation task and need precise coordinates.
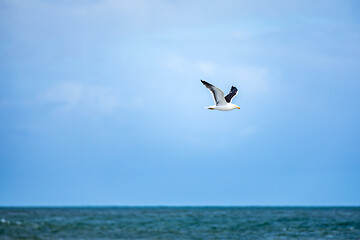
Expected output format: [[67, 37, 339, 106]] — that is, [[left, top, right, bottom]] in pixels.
[[1, 0, 359, 206]]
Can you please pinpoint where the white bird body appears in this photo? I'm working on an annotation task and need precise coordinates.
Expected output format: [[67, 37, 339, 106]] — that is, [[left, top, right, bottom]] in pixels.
[[201, 80, 240, 111], [206, 103, 239, 111]]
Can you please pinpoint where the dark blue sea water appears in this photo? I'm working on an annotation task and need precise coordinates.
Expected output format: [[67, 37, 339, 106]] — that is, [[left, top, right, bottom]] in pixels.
[[0, 207, 359, 239]]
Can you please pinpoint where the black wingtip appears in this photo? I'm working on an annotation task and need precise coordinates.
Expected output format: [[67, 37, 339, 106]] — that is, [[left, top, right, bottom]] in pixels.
[[201, 80, 212, 88]]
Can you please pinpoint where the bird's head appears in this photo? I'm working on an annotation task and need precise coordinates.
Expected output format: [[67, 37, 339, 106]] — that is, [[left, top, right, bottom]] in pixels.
[[230, 104, 240, 109]]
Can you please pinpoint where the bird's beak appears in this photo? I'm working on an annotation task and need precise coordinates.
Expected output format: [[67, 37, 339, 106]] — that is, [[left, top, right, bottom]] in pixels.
[[236, 106, 240, 109]]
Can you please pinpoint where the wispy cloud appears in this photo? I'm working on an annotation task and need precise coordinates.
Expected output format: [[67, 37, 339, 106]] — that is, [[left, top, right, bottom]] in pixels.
[[161, 54, 272, 100], [39, 81, 82, 107], [37, 81, 123, 114]]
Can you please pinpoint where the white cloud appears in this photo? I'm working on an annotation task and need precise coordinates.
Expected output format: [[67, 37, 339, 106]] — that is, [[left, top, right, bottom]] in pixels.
[[84, 84, 122, 112], [39, 81, 83, 107], [161, 54, 271, 99], [38, 81, 123, 113]]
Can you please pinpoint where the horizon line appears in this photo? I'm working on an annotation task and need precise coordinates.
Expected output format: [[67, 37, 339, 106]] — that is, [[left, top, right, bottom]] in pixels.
[[0, 204, 359, 208]]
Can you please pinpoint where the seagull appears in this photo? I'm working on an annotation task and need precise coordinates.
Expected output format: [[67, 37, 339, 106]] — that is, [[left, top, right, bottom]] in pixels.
[[201, 80, 240, 111]]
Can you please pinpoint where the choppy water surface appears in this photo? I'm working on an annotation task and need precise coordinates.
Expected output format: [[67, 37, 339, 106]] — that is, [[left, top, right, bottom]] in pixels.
[[0, 207, 359, 239]]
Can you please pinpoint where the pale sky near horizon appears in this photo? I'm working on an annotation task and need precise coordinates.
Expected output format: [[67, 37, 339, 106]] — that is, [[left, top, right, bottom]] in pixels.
[[1, 0, 360, 206]]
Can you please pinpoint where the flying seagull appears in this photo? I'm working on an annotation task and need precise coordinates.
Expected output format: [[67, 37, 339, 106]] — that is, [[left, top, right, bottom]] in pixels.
[[201, 80, 240, 111]]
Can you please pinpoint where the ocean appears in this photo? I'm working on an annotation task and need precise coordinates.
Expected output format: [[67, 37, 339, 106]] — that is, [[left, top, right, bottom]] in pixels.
[[0, 207, 359, 239]]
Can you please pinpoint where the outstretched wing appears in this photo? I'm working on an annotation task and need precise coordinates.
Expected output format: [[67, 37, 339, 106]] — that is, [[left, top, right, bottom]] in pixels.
[[201, 80, 227, 105], [225, 86, 238, 103]]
